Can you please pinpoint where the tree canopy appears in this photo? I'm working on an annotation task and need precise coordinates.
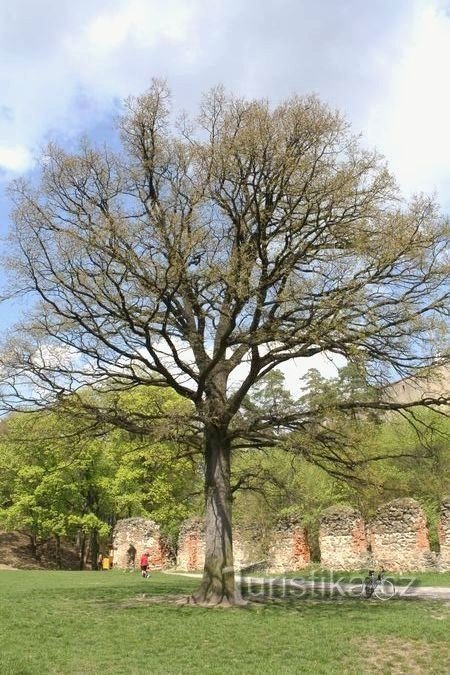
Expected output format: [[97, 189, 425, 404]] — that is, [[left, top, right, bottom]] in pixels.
[[1, 80, 449, 604]]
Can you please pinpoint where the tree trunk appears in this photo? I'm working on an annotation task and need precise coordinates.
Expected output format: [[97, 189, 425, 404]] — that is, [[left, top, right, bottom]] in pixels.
[[30, 532, 38, 560], [55, 534, 62, 569], [191, 424, 244, 606], [90, 529, 99, 570], [77, 531, 86, 570]]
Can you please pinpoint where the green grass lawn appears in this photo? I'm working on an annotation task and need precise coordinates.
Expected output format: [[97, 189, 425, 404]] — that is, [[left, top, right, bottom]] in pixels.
[[0, 570, 449, 674], [253, 566, 450, 587]]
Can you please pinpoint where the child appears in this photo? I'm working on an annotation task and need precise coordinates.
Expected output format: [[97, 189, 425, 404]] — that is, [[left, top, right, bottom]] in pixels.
[[139, 551, 150, 578]]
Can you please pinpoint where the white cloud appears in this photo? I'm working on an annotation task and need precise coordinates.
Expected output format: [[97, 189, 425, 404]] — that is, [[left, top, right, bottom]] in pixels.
[[84, 3, 145, 51], [133, 339, 345, 396], [82, 0, 194, 51], [365, 1, 450, 205], [0, 0, 449, 205], [62, 0, 201, 97], [0, 144, 33, 172], [228, 351, 346, 396], [276, 353, 346, 394]]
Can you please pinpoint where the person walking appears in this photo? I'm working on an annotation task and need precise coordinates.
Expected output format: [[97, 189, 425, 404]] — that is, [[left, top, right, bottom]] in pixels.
[[139, 551, 150, 578]]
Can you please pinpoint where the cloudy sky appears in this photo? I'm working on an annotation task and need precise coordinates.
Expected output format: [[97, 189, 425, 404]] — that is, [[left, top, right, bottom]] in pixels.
[[1, 0, 449, 193], [0, 0, 449, 382]]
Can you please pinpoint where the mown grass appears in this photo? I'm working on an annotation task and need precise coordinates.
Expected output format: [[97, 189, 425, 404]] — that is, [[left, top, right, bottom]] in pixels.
[[0, 570, 449, 674], [254, 566, 450, 587]]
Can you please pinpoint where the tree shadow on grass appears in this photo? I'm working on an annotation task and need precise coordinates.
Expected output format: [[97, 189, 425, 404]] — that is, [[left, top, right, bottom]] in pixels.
[[242, 592, 388, 616], [33, 574, 198, 609]]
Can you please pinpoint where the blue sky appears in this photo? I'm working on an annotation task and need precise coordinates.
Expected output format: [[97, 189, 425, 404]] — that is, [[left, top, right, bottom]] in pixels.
[[1, 0, 450, 336]]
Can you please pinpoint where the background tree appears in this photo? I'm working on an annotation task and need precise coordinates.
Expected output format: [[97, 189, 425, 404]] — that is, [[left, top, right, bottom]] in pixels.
[[0, 412, 112, 566], [0, 386, 202, 567], [234, 368, 450, 555], [101, 386, 202, 547], [1, 81, 449, 604]]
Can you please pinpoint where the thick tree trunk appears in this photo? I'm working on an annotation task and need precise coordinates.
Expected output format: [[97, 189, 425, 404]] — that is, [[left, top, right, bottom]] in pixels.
[[191, 424, 244, 606]]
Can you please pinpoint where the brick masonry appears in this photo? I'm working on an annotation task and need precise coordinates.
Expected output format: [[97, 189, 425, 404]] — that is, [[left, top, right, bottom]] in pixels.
[[176, 521, 264, 572], [233, 526, 267, 570], [176, 518, 312, 572]]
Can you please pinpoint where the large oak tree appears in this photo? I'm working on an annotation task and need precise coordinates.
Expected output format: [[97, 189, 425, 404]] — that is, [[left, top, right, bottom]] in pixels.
[[1, 81, 449, 604]]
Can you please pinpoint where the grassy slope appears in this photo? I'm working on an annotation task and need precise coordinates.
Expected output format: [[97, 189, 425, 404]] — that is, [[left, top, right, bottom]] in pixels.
[[0, 570, 449, 674]]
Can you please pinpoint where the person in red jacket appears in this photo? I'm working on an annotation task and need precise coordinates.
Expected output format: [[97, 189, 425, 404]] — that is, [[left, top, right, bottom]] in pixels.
[[140, 551, 150, 578]]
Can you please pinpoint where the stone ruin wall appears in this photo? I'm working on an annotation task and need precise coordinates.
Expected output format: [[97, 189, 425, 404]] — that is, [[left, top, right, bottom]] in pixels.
[[368, 498, 436, 572], [317, 499, 449, 572], [319, 506, 369, 570], [176, 518, 311, 572], [268, 517, 310, 573], [111, 517, 169, 570], [233, 526, 267, 570], [175, 520, 264, 572], [114, 497, 450, 574], [438, 497, 450, 571], [176, 518, 205, 571]]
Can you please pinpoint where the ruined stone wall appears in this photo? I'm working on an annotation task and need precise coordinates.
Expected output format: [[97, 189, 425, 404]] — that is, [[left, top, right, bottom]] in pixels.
[[175, 498, 450, 575], [111, 518, 169, 570], [319, 506, 369, 570], [176, 521, 264, 572], [176, 520, 267, 572], [267, 516, 310, 573], [233, 526, 266, 570], [438, 497, 450, 571], [176, 518, 205, 571], [369, 498, 436, 572]]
